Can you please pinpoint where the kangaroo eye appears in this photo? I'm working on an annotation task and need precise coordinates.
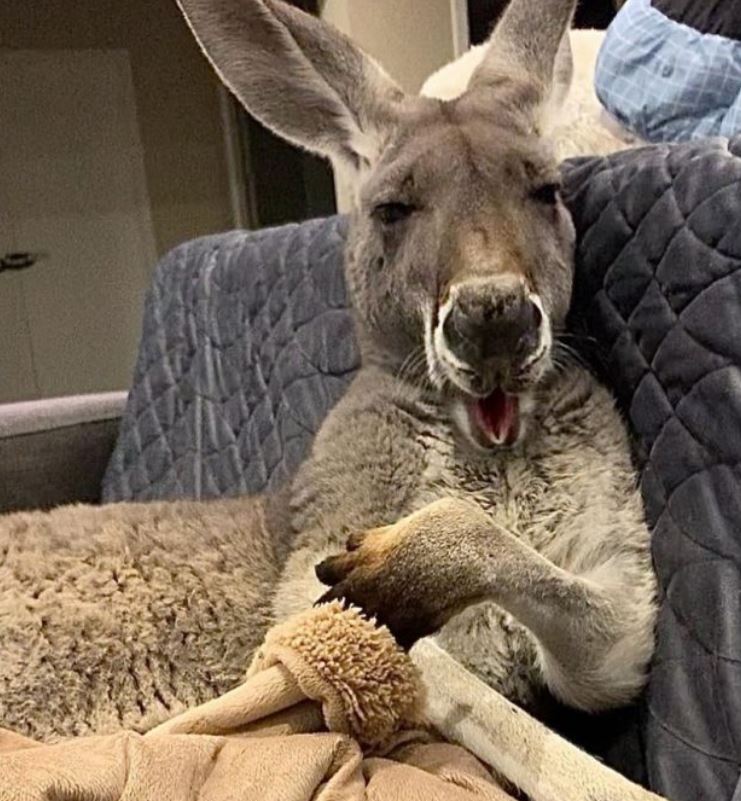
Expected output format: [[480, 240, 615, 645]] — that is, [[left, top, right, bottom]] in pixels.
[[374, 202, 415, 225], [531, 183, 560, 205]]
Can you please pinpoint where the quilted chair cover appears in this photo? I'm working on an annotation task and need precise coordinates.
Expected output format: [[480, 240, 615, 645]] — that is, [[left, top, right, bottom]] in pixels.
[[565, 137, 741, 801], [104, 137, 741, 801], [103, 217, 355, 501]]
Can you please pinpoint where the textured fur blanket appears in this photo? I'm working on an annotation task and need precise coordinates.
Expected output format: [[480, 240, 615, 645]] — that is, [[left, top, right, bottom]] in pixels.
[[0, 602, 664, 801], [0, 498, 282, 738]]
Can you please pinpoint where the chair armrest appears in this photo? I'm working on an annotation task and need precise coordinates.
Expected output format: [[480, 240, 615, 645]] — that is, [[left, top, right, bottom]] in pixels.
[[0, 392, 127, 513]]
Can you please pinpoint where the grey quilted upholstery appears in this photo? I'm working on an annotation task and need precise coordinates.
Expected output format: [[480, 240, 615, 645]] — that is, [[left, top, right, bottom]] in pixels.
[[103, 218, 357, 501], [564, 136, 741, 801], [104, 138, 741, 800]]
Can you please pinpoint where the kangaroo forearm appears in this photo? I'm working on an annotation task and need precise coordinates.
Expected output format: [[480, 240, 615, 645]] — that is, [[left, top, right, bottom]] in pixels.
[[313, 497, 652, 709], [479, 529, 619, 660]]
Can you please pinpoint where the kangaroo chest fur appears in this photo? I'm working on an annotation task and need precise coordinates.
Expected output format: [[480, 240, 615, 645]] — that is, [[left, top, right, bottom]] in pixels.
[[407, 391, 626, 706], [275, 366, 645, 710]]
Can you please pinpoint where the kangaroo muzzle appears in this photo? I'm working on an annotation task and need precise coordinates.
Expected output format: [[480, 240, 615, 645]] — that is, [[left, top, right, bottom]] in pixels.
[[440, 277, 542, 393], [433, 276, 551, 448]]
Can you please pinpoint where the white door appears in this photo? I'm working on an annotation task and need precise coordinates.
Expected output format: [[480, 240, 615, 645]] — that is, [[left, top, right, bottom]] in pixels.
[[0, 49, 157, 403]]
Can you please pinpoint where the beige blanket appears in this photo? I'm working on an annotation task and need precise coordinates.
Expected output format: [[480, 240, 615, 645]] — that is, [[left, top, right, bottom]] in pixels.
[[0, 603, 513, 801], [0, 602, 665, 801]]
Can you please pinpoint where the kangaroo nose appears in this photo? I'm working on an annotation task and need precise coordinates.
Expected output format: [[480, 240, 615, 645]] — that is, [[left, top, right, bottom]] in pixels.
[[442, 288, 541, 366]]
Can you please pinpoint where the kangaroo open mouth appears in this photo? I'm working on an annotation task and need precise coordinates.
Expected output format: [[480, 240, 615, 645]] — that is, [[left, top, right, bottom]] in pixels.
[[468, 388, 520, 447]]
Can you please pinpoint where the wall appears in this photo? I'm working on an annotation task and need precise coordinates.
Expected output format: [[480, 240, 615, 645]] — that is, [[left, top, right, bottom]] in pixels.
[[319, 0, 464, 210], [321, 0, 460, 94], [0, 0, 233, 256]]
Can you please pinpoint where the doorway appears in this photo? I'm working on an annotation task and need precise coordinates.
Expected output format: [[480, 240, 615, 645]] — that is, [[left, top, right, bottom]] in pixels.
[[0, 49, 157, 402]]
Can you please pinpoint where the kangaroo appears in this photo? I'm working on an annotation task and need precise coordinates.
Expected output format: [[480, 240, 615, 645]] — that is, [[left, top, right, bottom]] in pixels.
[[0, 0, 656, 752], [178, 0, 656, 714]]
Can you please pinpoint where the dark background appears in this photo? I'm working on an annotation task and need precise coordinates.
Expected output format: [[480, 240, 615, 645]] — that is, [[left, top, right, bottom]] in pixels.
[[468, 0, 619, 44], [237, 0, 336, 228]]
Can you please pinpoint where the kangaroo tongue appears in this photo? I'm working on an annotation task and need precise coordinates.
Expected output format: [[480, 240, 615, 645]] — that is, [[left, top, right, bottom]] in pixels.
[[473, 388, 520, 446]]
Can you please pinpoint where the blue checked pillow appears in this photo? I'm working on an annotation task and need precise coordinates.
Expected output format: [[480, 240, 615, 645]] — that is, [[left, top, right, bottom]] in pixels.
[[596, 0, 741, 142]]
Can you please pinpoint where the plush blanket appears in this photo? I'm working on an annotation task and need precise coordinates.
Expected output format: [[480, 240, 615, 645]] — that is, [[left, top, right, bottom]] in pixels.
[[0, 603, 496, 801], [0, 602, 664, 801], [103, 137, 741, 801]]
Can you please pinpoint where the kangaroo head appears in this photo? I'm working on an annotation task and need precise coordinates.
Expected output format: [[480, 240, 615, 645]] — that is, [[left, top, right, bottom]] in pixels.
[[177, 0, 577, 450]]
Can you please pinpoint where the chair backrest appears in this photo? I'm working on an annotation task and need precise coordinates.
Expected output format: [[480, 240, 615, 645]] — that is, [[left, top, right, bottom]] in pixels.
[[103, 217, 356, 502]]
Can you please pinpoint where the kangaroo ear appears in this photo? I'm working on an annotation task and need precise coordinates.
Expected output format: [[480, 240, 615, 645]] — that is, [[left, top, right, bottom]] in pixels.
[[466, 0, 576, 132], [176, 0, 405, 174]]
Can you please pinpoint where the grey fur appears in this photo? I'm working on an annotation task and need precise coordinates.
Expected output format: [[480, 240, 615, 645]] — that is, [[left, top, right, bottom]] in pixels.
[[0, 0, 657, 739], [176, 0, 404, 172], [469, 0, 577, 125]]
